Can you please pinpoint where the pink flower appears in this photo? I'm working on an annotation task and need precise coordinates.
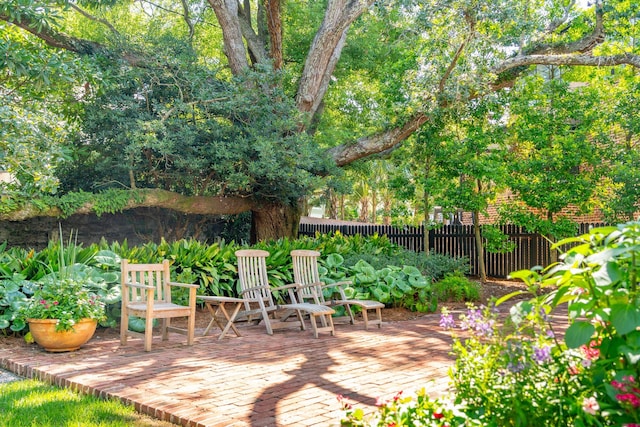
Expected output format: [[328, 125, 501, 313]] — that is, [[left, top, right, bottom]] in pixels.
[[581, 341, 600, 360], [53, 301, 59, 305], [336, 395, 352, 410], [582, 396, 599, 415], [375, 396, 387, 407], [617, 393, 640, 408], [611, 380, 625, 390]]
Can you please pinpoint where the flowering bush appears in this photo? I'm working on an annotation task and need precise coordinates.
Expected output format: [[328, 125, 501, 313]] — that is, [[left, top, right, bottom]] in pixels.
[[442, 303, 595, 426], [20, 278, 106, 332], [340, 388, 469, 427], [340, 221, 640, 426]]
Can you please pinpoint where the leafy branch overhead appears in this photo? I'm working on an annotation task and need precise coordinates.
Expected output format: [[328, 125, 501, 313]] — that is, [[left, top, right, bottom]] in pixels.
[[1, 0, 639, 237]]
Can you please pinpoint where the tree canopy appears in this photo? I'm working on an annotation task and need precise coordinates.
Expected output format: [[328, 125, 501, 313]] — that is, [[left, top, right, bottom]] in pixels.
[[1, 0, 639, 240]]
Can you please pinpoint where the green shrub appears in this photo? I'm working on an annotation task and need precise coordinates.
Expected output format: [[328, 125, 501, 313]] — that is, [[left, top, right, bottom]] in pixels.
[[432, 271, 481, 303]]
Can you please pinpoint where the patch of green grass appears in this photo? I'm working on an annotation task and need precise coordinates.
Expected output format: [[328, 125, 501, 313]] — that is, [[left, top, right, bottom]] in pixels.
[[0, 379, 176, 426]]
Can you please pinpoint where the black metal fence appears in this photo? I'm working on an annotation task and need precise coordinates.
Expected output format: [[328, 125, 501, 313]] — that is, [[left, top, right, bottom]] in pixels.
[[298, 222, 605, 278]]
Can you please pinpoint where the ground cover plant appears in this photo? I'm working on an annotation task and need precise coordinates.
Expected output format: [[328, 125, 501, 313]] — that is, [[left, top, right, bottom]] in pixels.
[[341, 221, 640, 426], [0, 233, 469, 334], [0, 379, 176, 427]]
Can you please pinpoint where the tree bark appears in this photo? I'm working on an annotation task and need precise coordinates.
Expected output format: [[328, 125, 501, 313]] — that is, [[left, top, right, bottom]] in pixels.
[[295, 0, 374, 119], [207, 0, 251, 74], [250, 200, 302, 243], [237, 1, 268, 65], [264, 0, 283, 70]]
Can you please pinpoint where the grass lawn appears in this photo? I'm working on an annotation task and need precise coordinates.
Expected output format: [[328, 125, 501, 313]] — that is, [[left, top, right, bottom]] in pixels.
[[0, 379, 177, 426]]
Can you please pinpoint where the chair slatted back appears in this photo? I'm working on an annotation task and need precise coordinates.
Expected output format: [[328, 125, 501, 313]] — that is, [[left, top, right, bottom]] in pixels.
[[235, 250, 275, 308], [121, 259, 172, 304], [291, 250, 325, 303]]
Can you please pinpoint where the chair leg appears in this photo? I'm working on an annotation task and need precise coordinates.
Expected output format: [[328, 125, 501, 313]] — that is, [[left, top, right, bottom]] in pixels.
[[344, 304, 356, 325], [362, 308, 383, 330], [327, 314, 335, 336], [162, 319, 169, 341], [309, 315, 319, 338], [187, 312, 195, 346], [120, 313, 128, 346], [144, 316, 154, 351], [362, 309, 369, 330], [296, 310, 306, 331]]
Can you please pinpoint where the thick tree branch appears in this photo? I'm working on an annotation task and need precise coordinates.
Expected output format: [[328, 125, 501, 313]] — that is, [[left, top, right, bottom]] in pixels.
[[237, 3, 268, 65], [493, 53, 640, 76], [328, 113, 429, 166], [492, 2, 608, 87], [207, 0, 250, 74], [0, 189, 255, 221], [1, 12, 105, 57], [265, 0, 283, 70], [295, 0, 374, 119], [179, 0, 195, 42], [530, 3, 605, 55]]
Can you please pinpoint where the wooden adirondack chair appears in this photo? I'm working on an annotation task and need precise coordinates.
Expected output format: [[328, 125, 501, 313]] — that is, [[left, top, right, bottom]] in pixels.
[[291, 249, 384, 329], [120, 259, 199, 351], [235, 249, 335, 338]]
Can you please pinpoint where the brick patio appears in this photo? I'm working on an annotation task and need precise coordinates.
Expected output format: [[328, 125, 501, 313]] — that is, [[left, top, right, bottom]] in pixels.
[[0, 313, 456, 427]]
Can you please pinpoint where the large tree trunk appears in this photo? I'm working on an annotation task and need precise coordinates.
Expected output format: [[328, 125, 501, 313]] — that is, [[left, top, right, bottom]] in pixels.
[[250, 200, 302, 243]]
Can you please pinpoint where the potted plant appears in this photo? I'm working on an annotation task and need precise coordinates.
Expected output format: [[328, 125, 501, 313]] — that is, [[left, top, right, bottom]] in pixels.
[[19, 228, 106, 352]]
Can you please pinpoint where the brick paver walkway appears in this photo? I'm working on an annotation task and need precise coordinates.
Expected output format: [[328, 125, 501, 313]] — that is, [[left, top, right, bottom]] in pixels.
[[0, 314, 455, 427]]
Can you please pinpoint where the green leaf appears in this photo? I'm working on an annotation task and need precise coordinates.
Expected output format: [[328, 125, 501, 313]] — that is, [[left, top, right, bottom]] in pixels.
[[610, 304, 640, 336], [128, 316, 157, 333], [592, 261, 623, 287], [402, 265, 421, 276], [565, 321, 596, 349], [408, 275, 428, 288], [495, 290, 527, 306], [325, 253, 344, 269]]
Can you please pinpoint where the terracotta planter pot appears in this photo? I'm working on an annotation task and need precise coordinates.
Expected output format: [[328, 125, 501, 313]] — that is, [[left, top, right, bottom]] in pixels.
[[27, 318, 98, 352]]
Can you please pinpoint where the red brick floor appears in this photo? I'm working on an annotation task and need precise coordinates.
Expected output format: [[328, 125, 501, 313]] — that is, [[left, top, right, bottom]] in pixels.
[[0, 314, 455, 427]]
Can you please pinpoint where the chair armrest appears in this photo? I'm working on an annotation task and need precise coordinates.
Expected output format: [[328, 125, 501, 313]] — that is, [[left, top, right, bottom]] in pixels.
[[168, 281, 200, 289], [325, 280, 352, 288], [274, 283, 303, 303], [241, 285, 271, 294], [125, 282, 154, 290], [273, 283, 300, 291], [321, 281, 351, 300], [296, 282, 321, 290]]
